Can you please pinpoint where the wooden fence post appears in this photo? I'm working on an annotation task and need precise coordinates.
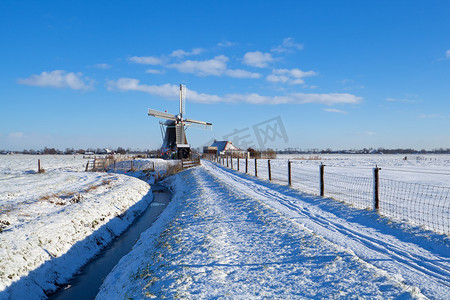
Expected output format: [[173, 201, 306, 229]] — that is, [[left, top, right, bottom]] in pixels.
[[38, 159, 41, 173], [226, 155, 229, 168], [268, 159, 272, 181], [288, 160, 292, 186], [231, 155, 233, 169], [255, 158, 258, 177], [320, 163, 325, 197], [245, 157, 248, 173], [373, 165, 380, 211], [237, 156, 240, 171]]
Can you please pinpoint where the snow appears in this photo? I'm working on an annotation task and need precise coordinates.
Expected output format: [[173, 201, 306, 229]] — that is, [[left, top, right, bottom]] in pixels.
[[1, 155, 449, 299], [231, 154, 450, 234], [97, 160, 449, 299], [0, 155, 177, 299]]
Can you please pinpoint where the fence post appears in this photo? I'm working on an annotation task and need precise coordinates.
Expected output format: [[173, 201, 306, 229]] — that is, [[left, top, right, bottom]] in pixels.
[[231, 155, 233, 169], [373, 165, 380, 211], [288, 160, 292, 186], [255, 158, 258, 177], [320, 163, 325, 197], [38, 159, 41, 173], [114, 160, 116, 171], [226, 155, 229, 168], [85, 161, 89, 172], [237, 156, 240, 171], [245, 157, 248, 173], [268, 159, 272, 181]]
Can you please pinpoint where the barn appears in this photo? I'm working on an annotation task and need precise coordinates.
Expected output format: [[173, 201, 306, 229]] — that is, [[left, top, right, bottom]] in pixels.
[[204, 140, 247, 157]]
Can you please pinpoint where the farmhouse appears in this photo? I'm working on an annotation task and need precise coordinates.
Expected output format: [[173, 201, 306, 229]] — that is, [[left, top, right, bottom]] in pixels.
[[204, 140, 247, 157]]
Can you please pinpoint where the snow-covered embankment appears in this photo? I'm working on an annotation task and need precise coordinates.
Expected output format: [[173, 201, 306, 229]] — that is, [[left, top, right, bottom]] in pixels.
[[0, 171, 152, 299]]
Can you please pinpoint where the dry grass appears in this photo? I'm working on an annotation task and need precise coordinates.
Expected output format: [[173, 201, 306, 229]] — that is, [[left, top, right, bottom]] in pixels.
[[292, 155, 322, 161], [166, 162, 183, 176], [39, 178, 113, 205]]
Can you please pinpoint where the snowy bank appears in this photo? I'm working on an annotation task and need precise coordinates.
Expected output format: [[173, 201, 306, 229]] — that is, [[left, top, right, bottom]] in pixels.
[[97, 166, 426, 299], [0, 170, 152, 299]]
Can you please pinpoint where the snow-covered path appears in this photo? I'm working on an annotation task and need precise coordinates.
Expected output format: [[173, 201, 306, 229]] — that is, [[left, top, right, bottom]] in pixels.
[[202, 160, 450, 298], [97, 162, 448, 298]]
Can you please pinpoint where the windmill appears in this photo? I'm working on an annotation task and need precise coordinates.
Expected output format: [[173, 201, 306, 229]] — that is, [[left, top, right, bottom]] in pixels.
[[148, 84, 212, 159]]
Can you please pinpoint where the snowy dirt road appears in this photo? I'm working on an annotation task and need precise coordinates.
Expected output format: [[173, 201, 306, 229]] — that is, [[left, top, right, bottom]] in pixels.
[[202, 160, 450, 298], [98, 161, 449, 299]]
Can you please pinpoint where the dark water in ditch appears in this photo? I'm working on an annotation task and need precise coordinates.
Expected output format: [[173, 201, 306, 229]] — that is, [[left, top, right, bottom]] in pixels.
[[49, 184, 171, 300]]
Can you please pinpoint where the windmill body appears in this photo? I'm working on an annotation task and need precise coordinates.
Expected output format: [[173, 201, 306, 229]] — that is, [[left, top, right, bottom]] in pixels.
[[148, 85, 212, 159]]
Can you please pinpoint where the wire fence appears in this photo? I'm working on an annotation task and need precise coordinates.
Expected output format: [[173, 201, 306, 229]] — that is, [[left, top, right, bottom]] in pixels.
[[379, 179, 450, 234], [211, 156, 450, 235]]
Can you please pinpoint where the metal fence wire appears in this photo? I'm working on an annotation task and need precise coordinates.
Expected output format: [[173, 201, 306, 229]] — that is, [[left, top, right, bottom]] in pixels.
[[291, 165, 320, 195], [379, 178, 450, 234], [213, 156, 450, 235], [324, 172, 373, 210]]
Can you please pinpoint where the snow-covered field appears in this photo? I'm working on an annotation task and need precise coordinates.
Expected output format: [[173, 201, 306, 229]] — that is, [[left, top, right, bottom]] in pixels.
[[0, 155, 176, 299], [244, 154, 450, 187], [228, 154, 450, 234], [97, 160, 450, 299], [1, 154, 449, 299]]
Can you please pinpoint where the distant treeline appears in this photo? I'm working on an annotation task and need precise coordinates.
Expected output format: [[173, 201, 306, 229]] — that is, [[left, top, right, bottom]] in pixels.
[[2, 147, 450, 156], [277, 148, 450, 154], [0, 147, 159, 155]]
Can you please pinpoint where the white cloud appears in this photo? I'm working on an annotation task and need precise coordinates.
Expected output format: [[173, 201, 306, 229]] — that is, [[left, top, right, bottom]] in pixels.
[[446, 50, 450, 58], [108, 79, 363, 106], [108, 79, 179, 98], [386, 97, 415, 103], [217, 41, 236, 47], [272, 37, 304, 53], [289, 92, 362, 105], [167, 55, 228, 76], [225, 69, 261, 79], [170, 48, 204, 58], [243, 51, 274, 68], [145, 69, 165, 74], [107, 79, 222, 103], [267, 68, 317, 85], [93, 63, 112, 69], [167, 56, 261, 78], [324, 108, 347, 114], [129, 56, 163, 65], [18, 70, 93, 90]]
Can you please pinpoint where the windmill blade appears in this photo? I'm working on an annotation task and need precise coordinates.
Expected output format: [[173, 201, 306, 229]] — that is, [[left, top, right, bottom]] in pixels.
[[148, 109, 176, 121], [180, 84, 186, 116], [175, 124, 185, 145], [185, 118, 212, 128]]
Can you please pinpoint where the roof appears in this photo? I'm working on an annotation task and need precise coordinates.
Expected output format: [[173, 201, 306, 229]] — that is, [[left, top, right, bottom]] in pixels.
[[210, 141, 240, 152]]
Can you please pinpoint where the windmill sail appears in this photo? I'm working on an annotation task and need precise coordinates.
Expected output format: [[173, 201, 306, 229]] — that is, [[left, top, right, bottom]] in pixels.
[[185, 118, 212, 128], [148, 109, 176, 121], [148, 84, 211, 159], [175, 124, 185, 145], [180, 84, 186, 116]]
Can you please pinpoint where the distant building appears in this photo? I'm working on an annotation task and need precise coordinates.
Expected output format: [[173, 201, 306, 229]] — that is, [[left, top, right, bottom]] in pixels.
[[204, 140, 247, 157]]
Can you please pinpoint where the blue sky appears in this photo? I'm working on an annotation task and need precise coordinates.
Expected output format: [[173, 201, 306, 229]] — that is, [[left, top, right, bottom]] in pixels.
[[1, 1, 449, 151]]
